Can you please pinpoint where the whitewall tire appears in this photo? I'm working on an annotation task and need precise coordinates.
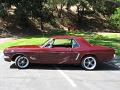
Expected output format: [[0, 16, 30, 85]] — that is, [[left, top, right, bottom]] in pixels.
[[15, 56, 29, 69]]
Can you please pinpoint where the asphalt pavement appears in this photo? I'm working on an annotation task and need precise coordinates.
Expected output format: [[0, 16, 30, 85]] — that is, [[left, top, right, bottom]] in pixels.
[[0, 38, 16, 44], [0, 52, 120, 90]]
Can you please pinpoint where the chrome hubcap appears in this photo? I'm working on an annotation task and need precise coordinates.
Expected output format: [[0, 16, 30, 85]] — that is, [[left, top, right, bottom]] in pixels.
[[19, 58, 27, 66], [17, 57, 29, 68], [83, 57, 96, 70]]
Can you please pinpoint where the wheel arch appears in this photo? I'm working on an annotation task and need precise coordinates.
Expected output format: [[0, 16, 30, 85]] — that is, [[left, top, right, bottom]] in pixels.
[[11, 53, 25, 61], [81, 54, 97, 61]]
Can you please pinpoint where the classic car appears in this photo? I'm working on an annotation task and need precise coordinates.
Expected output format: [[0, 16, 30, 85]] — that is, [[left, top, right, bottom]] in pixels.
[[3, 35, 115, 70]]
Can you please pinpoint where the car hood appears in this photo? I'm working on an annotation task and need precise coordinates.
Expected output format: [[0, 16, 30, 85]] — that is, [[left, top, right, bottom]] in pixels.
[[8, 45, 41, 49], [4, 45, 42, 53]]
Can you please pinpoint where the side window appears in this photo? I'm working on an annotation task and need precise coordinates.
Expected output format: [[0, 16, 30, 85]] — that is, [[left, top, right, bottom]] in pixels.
[[53, 39, 72, 48], [72, 39, 79, 48]]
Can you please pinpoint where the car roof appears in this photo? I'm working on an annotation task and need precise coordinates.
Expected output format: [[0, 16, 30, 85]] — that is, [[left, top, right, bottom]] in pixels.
[[51, 35, 82, 39]]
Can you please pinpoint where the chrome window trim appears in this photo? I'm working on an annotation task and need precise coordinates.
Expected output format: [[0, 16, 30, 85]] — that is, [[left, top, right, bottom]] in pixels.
[[42, 38, 53, 48]]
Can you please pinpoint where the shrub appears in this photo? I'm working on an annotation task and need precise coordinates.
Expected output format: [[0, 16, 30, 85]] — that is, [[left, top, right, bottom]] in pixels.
[[109, 7, 120, 29], [0, 5, 6, 17]]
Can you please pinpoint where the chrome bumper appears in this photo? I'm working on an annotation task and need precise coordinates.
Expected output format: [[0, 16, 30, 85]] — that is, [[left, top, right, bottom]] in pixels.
[[4, 55, 11, 62]]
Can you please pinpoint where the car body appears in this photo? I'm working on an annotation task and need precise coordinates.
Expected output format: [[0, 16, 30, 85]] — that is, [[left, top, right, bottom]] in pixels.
[[3, 35, 115, 70]]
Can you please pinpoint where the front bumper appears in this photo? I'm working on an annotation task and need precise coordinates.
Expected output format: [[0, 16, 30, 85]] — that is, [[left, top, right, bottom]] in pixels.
[[4, 55, 11, 62]]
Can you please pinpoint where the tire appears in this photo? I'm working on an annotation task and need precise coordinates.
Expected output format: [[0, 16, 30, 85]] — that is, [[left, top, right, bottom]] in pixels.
[[15, 56, 29, 69], [81, 56, 97, 70]]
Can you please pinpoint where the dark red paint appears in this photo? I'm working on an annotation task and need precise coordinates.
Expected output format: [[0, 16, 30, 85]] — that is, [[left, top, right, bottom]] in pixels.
[[4, 35, 115, 64]]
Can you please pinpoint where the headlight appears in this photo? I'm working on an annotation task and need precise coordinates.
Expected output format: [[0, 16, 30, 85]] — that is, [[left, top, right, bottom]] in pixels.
[[11, 50, 15, 53], [4, 49, 15, 53]]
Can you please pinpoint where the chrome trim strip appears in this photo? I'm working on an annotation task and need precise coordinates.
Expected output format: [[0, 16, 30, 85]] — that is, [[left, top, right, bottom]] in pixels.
[[42, 38, 53, 48], [75, 53, 80, 60]]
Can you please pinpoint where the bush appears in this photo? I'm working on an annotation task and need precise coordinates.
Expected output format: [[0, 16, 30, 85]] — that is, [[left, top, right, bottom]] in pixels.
[[109, 7, 120, 29], [0, 5, 6, 17]]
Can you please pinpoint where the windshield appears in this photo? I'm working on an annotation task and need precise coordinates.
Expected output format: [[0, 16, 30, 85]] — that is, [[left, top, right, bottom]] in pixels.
[[41, 38, 53, 47]]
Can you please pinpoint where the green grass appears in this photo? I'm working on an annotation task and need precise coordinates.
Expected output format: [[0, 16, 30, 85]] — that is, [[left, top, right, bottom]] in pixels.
[[0, 32, 120, 56], [0, 37, 48, 50]]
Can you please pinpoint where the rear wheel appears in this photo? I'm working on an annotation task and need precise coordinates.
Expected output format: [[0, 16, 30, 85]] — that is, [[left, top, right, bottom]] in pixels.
[[81, 56, 97, 70], [15, 56, 29, 69]]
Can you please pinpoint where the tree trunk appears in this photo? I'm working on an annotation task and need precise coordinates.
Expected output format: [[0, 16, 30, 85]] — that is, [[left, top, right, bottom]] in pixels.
[[77, 5, 84, 21], [66, 2, 71, 12], [40, 17, 44, 30], [77, 5, 80, 20], [80, 7, 84, 19], [39, 0, 44, 30], [58, 4, 63, 18]]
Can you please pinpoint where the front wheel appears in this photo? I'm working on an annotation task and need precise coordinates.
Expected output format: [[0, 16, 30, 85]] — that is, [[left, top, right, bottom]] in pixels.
[[81, 56, 97, 70], [15, 56, 29, 69]]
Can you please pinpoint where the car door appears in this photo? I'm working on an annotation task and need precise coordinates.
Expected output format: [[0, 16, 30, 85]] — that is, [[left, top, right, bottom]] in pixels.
[[47, 47, 73, 64], [37, 38, 76, 64], [51, 48, 80, 64]]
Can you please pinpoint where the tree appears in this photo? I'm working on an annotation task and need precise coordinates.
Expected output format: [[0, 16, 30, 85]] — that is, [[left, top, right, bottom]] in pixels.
[[108, 0, 120, 29], [47, 0, 67, 17], [0, 0, 47, 30]]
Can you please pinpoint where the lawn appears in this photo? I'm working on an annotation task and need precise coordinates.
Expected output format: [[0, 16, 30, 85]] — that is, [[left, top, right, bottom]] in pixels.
[[0, 32, 120, 56]]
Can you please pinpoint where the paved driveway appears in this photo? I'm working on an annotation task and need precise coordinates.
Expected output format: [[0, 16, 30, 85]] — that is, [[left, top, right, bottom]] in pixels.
[[0, 38, 16, 44], [0, 52, 120, 90]]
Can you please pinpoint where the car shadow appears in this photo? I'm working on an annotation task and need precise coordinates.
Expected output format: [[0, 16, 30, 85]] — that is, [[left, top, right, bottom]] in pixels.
[[10, 62, 120, 71]]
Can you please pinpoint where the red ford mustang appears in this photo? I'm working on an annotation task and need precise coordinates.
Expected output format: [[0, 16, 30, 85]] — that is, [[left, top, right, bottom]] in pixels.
[[3, 35, 115, 70]]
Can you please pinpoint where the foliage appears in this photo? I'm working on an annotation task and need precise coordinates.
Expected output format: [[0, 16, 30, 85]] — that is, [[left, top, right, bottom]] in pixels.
[[0, 0, 120, 33], [109, 7, 120, 29], [0, 0, 110, 19], [0, 2, 7, 17]]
